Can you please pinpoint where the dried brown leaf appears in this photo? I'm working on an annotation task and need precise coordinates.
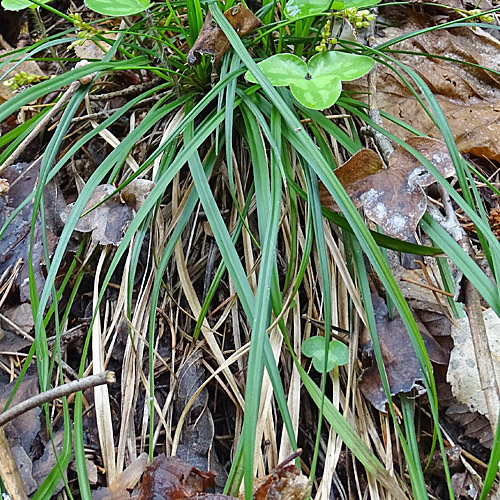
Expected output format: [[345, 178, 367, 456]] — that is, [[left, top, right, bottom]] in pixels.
[[359, 295, 448, 411], [187, 3, 262, 66], [448, 308, 500, 421], [0, 374, 40, 453], [245, 464, 310, 500], [62, 180, 154, 246], [319, 137, 455, 239], [138, 455, 216, 500], [93, 453, 148, 500], [0, 161, 47, 301], [345, 11, 500, 161]]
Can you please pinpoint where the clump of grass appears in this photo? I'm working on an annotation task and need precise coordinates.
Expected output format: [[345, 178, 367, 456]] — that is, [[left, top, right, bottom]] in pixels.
[[0, 0, 500, 498]]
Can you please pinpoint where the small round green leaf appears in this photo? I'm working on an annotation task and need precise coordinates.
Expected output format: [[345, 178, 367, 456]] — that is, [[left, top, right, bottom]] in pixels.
[[302, 336, 327, 358], [302, 336, 349, 373], [289, 76, 342, 110], [245, 54, 307, 86], [329, 339, 349, 366], [85, 0, 150, 16], [308, 51, 374, 82]]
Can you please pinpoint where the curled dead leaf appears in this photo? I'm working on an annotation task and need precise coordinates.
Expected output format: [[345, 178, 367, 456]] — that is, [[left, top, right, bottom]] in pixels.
[[319, 137, 455, 240], [359, 295, 448, 411], [62, 180, 155, 246], [138, 455, 216, 500], [187, 3, 262, 67]]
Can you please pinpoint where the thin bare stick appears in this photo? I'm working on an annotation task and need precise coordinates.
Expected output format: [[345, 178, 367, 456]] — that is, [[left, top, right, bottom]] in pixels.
[[0, 371, 115, 427]]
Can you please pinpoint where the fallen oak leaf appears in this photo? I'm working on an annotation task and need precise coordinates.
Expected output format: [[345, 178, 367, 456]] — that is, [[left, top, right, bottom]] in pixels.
[[319, 137, 456, 240], [187, 3, 262, 67]]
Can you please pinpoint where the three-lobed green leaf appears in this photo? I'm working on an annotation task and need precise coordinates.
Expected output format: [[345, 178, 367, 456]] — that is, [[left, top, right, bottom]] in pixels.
[[302, 336, 349, 372], [245, 51, 374, 110]]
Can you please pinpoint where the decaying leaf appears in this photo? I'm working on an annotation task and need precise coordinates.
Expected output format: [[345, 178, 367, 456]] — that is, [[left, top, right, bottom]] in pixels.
[[32, 428, 66, 494], [174, 350, 226, 489], [0, 179, 9, 195], [438, 382, 494, 449], [359, 295, 448, 411], [345, 10, 500, 161], [73, 33, 118, 61], [62, 180, 154, 246], [138, 455, 216, 500], [451, 472, 480, 499], [0, 374, 40, 456], [448, 308, 500, 422], [187, 3, 262, 67], [319, 137, 455, 240], [243, 462, 310, 500], [0, 161, 47, 301], [93, 453, 148, 499]]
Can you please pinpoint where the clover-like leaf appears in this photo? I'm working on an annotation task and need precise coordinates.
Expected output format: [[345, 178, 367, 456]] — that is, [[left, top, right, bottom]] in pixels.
[[284, 0, 381, 20], [302, 336, 349, 372], [245, 51, 374, 110], [85, 0, 150, 16]]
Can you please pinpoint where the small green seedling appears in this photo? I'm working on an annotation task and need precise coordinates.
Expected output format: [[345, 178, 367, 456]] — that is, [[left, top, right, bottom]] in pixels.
[[302, 336, 349, 372], [245, 51, 374, 110]]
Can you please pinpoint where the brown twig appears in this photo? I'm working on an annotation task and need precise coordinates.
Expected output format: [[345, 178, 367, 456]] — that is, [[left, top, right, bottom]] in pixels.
[[0, 371, 115, 427], [400, 277, 454, 297], [88, 76, 163, 101]]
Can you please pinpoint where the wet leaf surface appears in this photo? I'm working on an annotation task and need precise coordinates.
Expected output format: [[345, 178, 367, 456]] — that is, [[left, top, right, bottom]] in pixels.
[[187, 3, 262, 67], [359, 295, 448, 411], [319, 137, 455, 240]]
